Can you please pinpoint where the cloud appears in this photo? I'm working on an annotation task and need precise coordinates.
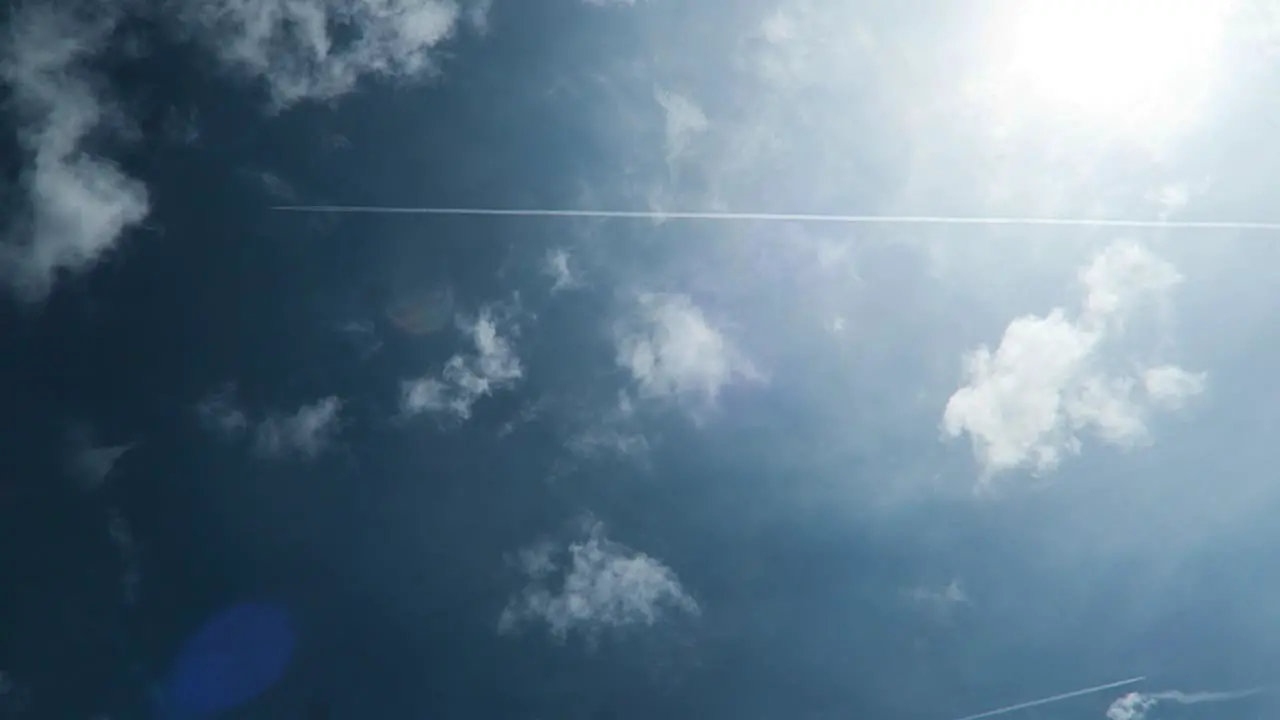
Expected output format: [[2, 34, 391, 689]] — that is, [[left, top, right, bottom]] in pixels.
[[250, 169, 298, 201], [907, 579, 972, 627], [1106, 688, 1264, 720], [254, 396, 343, 459], [566, 425, 649, 460], [498, 518, 699, 641], [197, 386, 343, 459], [582, 0, 641, 7], [106, 506, 141, 606], [196, 383, 251, 435], [614, 292, 758, 410], [0, 5, 149, 303], [176, 0, 481, 109], [66, 424, 136, 492], [654, 88, 708, 168], [543, 247, 578, 293], [1141, 365, 1207, 411], [942, 242, 1205, 479], [400, 308, 523, 420]]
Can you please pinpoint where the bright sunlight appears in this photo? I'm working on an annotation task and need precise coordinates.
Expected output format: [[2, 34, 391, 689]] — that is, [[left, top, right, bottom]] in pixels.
[[989, 0, 1231, 135]]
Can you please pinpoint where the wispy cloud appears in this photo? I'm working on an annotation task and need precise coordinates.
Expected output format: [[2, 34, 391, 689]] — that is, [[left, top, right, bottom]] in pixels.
[[1106, 688, 1265, 720], [106, 506, 141, 607], [654, 87, 708, 170], [176, 0, 482, 109], [65, 423, 136, 492], [498, 517, 699, 641], [614, 292, 758, 412], [0, 5, 149, 303], [543, 247, 579, 293], [254, 396, 344, 460], [400, 308, 523, 420], [942, 242, 1205, 480], [196, 383, 251, 435], [909, 579, 969, 621], [197, 385, 343, 460]]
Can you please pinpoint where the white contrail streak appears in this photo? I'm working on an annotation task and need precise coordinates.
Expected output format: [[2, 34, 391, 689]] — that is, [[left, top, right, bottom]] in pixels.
[[1155, 688, 1266, 703], [270, 205, 1280, 231], [948, 676, 1147, 720]]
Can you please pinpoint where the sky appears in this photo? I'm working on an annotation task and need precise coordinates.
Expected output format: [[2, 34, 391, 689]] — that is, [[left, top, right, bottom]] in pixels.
[[2, 0, 1280, 718]]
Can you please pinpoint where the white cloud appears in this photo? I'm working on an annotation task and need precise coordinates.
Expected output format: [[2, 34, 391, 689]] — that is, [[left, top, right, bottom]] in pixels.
[[254, 396, 343, 460], [1107, 692, 1157, 720], [252, 169, 298, 201], [196, 383, 251, 435], [1106, 688, 1264, 720], [400, 309, 523, 420], [0, 6, 149, 303], [66, 424, 136, 492], [943, 242, 1205, 479], [197, 385, 342, 460], [566, 426, 649, 460], [498, 518, 699, 641], [909, 579, 970, 622], [1142, 365, 1207, 411], [583, 0, 640, 7], [106, 506, 141, 606], [177, 0, 478, 109], [654, 88, 708, 167], [543, 247, 578, 293], [615, 293, 758, 409]]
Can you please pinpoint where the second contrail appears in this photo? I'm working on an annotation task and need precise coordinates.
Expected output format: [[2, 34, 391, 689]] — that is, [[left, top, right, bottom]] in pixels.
[[270, 205, 1280, 231], [948, 676, 1147, 720]]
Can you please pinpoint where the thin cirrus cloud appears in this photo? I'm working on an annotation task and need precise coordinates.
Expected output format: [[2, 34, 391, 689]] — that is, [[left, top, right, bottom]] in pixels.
[[498, 517, 699, 641], [0, 0, 486, 302], [942, 241, 1206, 480], [400, 309, 524, 421]]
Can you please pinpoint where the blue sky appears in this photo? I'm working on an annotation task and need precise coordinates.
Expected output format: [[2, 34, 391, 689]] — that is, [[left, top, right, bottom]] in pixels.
[[2, 0, 1280, 718]]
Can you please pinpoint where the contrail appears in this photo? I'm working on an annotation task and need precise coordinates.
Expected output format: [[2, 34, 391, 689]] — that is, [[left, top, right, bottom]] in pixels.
[[270, 205, 1280, 231], [948, 676, 1147, 720], [1106, 687, 1267, 720]]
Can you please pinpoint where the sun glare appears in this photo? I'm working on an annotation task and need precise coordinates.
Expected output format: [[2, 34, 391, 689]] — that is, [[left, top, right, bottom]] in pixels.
[[992, 0, 1231, 134]]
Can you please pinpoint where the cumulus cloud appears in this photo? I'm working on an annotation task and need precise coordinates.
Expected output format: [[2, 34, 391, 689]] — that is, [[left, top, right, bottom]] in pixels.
[[176, 0, 482, 108], [943, 242, 1205, 479], [0, 5, 149, 302], [498, 518, 699, 641], [400, 309, 523, 420], [1106, 688, 1264, 720], [615, 292, 758, 410], [254, 396, 343, 459]]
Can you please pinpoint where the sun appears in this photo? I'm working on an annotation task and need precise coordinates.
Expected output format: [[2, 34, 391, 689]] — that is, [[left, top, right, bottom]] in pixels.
[[988, 0, 1231, 134]]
